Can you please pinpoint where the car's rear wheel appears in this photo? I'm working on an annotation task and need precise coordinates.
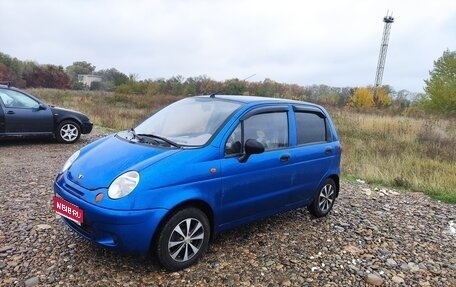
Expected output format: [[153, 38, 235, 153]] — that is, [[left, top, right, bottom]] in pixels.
[[56, 120, 81, 143], [154, 208, 210, 271], [308, 178, 337, 217]]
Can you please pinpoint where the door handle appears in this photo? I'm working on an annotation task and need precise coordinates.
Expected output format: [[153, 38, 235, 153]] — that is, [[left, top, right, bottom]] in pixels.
[[7, 111, 15, 115], [280, 154, 291, 162], [325, 147, 333, 154]]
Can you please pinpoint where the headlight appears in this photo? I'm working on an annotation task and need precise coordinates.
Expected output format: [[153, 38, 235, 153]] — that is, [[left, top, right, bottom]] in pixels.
[[108, 171, 140, 199], [62, 150, 80, 172]]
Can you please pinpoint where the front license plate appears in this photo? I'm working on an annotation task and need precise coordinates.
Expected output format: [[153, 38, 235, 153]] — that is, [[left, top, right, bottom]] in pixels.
[[53, 196, 84, 225]]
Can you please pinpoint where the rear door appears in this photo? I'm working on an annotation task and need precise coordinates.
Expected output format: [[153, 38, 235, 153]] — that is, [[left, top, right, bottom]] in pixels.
[[287, 106, 336, 203], [0, 88, 53, 134]]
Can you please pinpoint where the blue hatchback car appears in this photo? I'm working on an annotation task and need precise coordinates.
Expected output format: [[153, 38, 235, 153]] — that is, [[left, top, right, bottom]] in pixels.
[[54, 95, 341, 271]]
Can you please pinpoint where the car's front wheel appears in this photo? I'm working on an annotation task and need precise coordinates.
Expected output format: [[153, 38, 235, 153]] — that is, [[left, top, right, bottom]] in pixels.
[[154, 208, 210, 271], [308, 178, 337, 217], [56, 120, 81, 143]]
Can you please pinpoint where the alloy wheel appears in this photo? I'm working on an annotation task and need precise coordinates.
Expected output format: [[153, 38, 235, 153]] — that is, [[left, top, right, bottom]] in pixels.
[[60, 123, 79, 142], [168, 218, 205, 263], [319, 183, 335, 213]]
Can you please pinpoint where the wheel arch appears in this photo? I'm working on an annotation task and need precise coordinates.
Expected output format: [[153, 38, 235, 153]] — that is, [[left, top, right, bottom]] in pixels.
[[328, 174, 340, 197], [150, 199, 215, 252], [54, 116, 83, 131]]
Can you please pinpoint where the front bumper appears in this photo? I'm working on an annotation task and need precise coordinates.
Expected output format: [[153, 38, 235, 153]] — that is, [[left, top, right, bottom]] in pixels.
[[81, 122, 93, 134], [54, 176, 167, 255]]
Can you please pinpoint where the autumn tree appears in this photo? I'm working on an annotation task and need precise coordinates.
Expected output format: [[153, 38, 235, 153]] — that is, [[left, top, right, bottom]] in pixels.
[[23, 65, 69, 88], [348, 86, 392, 109], [375, 87, 393, 107], [348, 87, 374, 109], [422, 50, 456, 116]]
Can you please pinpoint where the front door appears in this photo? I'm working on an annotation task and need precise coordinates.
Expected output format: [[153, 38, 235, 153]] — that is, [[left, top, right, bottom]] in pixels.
[[0, 89, 53, 134], [219, 108, 294, 228]]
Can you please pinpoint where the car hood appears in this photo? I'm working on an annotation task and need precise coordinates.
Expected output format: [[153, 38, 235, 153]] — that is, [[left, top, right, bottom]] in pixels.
[[66, 134, 181, 190]]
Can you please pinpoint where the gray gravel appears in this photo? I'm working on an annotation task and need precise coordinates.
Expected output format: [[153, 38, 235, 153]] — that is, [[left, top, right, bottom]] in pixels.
[[1, 127, 455, 286]]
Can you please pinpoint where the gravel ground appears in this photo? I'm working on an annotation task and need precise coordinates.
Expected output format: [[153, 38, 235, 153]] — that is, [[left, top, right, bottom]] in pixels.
[[1, 127, 455, 287]]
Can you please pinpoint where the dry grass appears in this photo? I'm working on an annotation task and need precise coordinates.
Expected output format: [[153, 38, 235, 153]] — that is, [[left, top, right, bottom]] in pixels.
[[31, 89, 456, 203], [30, 89, 182, 130], [331, 110, 456, 203]]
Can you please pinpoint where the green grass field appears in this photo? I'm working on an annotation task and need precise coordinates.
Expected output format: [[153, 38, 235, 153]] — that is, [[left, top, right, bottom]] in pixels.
[[31, 88, 456, 203]]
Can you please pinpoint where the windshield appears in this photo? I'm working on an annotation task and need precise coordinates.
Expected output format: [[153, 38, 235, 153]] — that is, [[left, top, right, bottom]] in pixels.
[[134, 97, 242, 146]]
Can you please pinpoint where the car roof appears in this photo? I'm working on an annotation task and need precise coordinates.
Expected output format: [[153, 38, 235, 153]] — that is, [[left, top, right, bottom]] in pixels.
[[0, 84, 29, 94], [197, 94, 321, 107], [0, 84, 19, 91]]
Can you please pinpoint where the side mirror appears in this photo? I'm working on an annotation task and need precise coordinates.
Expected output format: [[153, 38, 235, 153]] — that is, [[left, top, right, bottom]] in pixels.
[[38, 104, 47, 110], [239, 139, 264, 163]]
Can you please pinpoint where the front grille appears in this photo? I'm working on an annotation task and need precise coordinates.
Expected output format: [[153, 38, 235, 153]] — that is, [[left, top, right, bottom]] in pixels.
[[63, 182, 85, 197]]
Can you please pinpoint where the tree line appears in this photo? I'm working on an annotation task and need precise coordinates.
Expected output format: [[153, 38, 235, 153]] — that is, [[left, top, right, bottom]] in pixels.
[[0, 53, 130, 91], [1, 50, 454, 115]]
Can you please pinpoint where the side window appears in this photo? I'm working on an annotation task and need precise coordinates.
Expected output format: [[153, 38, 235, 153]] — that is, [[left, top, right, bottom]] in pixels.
[[0, 90, 13, 107], [295, 112, 327, 145], [0, 89, 39, 109], [225, 112, 288, 156], [244, 112, 288, 150]]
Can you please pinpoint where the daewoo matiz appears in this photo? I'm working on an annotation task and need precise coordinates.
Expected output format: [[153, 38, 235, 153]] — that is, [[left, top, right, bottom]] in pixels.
[[54, 95, 341, 271]]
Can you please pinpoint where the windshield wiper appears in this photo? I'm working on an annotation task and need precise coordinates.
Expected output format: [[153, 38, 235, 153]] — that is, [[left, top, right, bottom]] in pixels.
[[137, 133, 181, 148], [129, 128, 144, 143]]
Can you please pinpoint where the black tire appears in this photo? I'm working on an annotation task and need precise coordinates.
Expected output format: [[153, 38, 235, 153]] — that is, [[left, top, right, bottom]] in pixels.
[[155, 208, 210, 271], [307, 178, 337, 218], [56, 120, 81, 143]]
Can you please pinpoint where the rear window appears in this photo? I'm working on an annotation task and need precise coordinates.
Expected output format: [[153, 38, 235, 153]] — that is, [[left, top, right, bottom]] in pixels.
[[295, 112, 327, 144]]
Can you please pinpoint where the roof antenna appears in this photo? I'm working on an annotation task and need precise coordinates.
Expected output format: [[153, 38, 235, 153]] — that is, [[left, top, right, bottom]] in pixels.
[[210, 74, 256, 98], [242, 74, 256, 81]]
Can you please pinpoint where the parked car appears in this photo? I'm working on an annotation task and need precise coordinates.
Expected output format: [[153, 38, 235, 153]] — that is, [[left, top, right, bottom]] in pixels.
[[53, 95, 341, 270], [0, 82, 93, 143]]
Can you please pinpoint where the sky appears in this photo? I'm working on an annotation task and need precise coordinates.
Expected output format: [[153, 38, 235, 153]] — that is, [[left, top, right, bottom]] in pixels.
[[1, 0, 455, 93]]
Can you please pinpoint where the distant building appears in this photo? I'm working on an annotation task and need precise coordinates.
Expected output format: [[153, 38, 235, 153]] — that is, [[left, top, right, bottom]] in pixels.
[[78, 74, 102, 88]]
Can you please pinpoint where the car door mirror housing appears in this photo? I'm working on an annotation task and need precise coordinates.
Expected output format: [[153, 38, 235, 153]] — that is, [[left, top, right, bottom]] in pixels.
[[38, 104, 47, 110], [239, 139, 264, 163]]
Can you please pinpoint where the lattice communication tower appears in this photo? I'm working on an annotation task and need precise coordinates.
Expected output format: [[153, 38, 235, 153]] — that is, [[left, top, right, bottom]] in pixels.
[[373, 12, 394, 104]]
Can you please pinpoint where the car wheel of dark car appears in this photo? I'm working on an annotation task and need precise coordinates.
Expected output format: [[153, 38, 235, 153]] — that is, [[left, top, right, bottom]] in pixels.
[[56, 120, 81, 143], [308, 178, 337, 218], [155, 207, 210, 271]]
